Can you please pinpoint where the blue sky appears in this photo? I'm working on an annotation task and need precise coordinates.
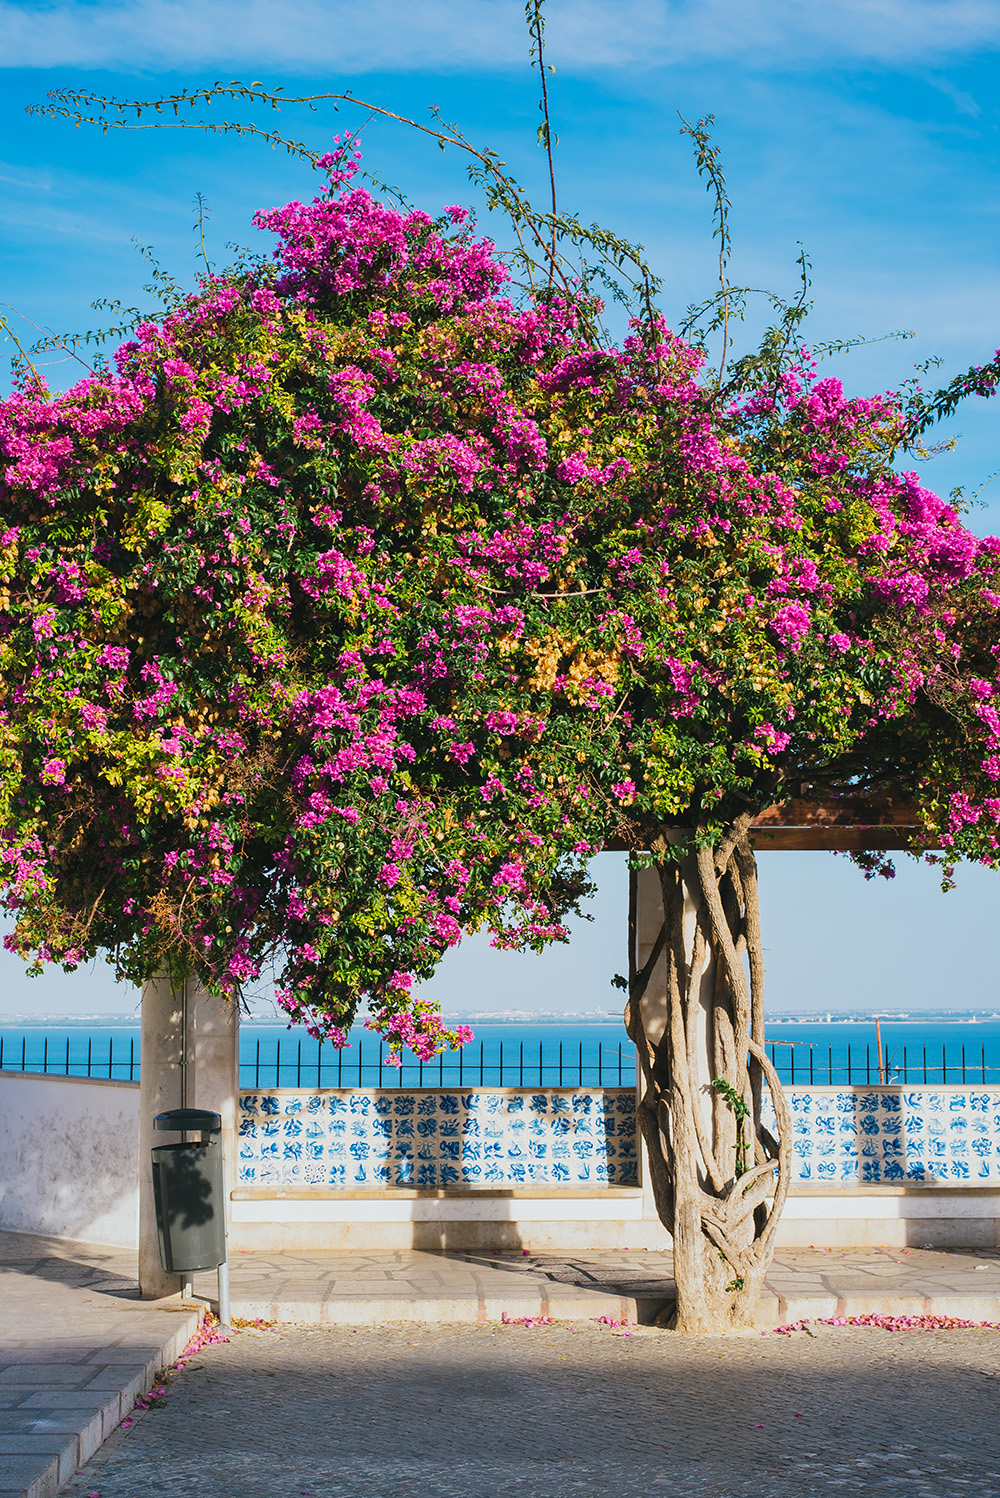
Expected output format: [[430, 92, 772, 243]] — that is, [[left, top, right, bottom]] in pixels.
[[0, 0, 998, 1017]]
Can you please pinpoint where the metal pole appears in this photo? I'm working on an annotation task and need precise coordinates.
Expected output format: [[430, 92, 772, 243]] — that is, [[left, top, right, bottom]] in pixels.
[[180, 977, 189, 1110], [217, 1257, 231, 1330], [179, 983, 192, 1306]]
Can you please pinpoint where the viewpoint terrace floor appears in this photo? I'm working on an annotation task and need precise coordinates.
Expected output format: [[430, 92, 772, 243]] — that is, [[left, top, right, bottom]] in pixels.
[[5, 1232, 1000, 1498]]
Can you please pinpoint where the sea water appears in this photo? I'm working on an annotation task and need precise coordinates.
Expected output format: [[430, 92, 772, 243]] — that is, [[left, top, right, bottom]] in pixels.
[[3, 1016, 1000, 1088], [0, 1021, 632, 1089], [765, 1018, 1000, 1086]]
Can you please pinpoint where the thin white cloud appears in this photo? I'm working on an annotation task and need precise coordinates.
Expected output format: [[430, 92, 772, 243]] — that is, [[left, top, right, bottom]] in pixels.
[[0, 200, 134, 242], [0, 158, 54, 189], [3, 0, 516, 70], [924, 73, 983, 117], [1, 0, 999, 73], [636, 0, 1000, 69]]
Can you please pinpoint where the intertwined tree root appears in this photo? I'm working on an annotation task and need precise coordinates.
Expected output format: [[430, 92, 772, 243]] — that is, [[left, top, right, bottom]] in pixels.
[[625, 824, 791, 1333]]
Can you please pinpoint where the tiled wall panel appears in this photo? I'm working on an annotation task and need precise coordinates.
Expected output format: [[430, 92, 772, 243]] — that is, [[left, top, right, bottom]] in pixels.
[[238, 1085, 1000, 1191], [238, 1087, 638, 1189], [764, 1087, 1000, 1186]]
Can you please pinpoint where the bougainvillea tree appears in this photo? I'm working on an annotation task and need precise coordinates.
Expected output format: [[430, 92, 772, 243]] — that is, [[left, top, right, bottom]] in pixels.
[[3, 136, 1000, 1328]]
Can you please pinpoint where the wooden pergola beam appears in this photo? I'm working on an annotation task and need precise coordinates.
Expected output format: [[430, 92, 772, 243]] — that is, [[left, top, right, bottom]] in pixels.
[[749, 795, 939, 851], [604, 797, 941, 852], [749, 826, 935, 852], [752, 795, 922, 829]]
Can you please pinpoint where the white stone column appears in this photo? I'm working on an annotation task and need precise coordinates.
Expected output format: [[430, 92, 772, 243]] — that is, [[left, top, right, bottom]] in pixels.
[[138, 974, 185, 1299], [138, 975, 239, 1299], [188, 981, 240, 1250], [634, 861, 715, 1066], [633, 862, 716, 1221], [634, 867, 666, 1232]]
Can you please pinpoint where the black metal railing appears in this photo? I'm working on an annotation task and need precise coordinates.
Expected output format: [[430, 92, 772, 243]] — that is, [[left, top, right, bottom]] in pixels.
[[242, 1036, 634, 1090], [0, 1033, 633, 1090], [768, 1041, 994, 1087], [1, 1031, 994, 1090], [0, 1033, 138, 1081]]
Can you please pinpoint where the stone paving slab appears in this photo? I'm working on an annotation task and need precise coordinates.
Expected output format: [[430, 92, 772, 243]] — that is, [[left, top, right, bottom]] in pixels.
[[0, 1231, 201, 1498], [194, 1242, 1000, 1327]]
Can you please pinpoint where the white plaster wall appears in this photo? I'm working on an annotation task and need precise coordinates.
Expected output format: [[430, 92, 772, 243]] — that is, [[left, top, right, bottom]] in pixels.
[[228, 1185, 1000, 1252], [774, 1188, 1000, 1249], [0, 1072, 139, 1248]]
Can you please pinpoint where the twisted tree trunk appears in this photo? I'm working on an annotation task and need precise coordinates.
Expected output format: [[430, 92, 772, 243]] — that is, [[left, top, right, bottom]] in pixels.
[[624, 822, 791, 1332]]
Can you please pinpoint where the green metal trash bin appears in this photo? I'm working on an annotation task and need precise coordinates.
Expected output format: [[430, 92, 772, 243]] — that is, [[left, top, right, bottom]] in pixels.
[[151, 1109, 226, 1273]]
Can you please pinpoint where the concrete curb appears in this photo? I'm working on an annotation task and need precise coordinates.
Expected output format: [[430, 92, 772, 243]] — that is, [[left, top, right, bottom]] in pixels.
[[761, 1290, 1000, 1328], [206, 1285, 1000, 1330], [11, 1307, 203, 1498], [219, 1288, 656, 1326]]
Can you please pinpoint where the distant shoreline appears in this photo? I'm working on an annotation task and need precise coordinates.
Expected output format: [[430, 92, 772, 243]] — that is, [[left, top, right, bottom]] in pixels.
[[3, 1009, 1000, 1027]]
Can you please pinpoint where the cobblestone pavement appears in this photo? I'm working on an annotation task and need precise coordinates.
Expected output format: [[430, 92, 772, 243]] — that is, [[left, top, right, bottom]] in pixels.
[[60, 1318, 1000, 1498]]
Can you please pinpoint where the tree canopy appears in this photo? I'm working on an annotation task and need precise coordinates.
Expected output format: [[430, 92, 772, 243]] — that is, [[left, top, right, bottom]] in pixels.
[[2, 142, 999, 1055]]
